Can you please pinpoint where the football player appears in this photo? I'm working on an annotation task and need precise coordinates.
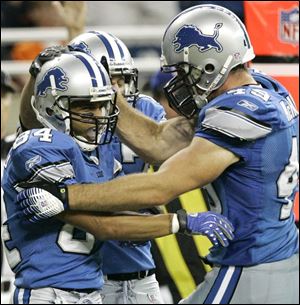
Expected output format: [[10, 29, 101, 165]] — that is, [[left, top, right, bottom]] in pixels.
[[69, 31, 167, 304], [19, 4, 299, 304], [3, 50, 234, 304]]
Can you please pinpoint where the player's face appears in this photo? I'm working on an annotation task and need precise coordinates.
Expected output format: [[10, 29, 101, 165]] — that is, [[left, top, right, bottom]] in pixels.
[[111, 76, 125, 94], [69, 100, 110, 141]]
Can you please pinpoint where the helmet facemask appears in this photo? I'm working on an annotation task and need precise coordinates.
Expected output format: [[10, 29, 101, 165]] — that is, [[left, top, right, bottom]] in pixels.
[[162, 55, 234, 119], [162, 62, 206, 118], [54, 93, 119, 148], [110, 65, 139, 100]]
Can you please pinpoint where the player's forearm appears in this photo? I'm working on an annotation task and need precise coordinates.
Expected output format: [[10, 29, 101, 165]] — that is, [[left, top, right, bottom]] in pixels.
[[116, 93, 194, 164], [19, 76, 42, 130], [100, 214, 173, 240], [68, 172, 174, 212], [58, 211, 174, 240], [68, 26, 83, 41], [116, 95, 163, 164]]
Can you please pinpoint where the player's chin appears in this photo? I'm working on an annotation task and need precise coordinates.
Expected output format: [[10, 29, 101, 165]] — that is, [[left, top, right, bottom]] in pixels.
[[88, 126, 106, 137]]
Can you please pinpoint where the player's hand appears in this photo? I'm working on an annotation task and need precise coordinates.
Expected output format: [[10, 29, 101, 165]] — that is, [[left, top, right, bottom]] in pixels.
[[52, 1, 86, 40], [16, 182, 69, 223], [29, 46, 70, 78], [114, 87, 129, 109], [177, 210, 234, 247]]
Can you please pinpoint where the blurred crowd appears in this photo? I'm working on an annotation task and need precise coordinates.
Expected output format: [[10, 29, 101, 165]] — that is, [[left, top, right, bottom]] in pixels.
[[1, 1, 244, 61], [0, 1, 245, 134]]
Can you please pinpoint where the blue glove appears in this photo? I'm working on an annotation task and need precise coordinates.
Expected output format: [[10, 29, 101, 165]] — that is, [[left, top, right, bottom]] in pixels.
[[177, 209, 234, 247], [17, 182, 69, 223]]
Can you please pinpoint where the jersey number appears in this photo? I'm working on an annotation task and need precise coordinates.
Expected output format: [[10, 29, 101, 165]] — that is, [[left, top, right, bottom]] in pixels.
[[2, 225, 22, 269], [57, 224, 95, 255], [277, 137, 299, 220], [121, 144, 138, 163], [121, 143, 148, 172], [12, 129, 53, 150]]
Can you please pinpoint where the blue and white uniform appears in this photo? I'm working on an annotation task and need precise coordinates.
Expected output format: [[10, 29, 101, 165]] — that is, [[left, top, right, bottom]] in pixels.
[[100, 95, 166, 304], [180, 70, 299, 304], [1, 129, 120, 303], [1, 134, 17, 304]]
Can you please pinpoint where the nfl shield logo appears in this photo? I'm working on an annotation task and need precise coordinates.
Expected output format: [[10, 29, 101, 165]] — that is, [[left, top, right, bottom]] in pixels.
[[279, 7, 299, 45]]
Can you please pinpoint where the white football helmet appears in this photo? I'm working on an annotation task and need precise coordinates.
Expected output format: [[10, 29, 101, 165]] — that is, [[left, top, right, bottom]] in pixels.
[[161, 4, 255, 118], [32, 51, 119, 151], [69, 31, 138, 99]]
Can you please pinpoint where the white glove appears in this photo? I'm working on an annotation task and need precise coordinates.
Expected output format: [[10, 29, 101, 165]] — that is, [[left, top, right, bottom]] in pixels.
[[17, 187, 66, 222]]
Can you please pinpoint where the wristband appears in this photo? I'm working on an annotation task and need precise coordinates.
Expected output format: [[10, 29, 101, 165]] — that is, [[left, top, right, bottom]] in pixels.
[[177, 209, 188, 234], [171, 214, 180, 233]]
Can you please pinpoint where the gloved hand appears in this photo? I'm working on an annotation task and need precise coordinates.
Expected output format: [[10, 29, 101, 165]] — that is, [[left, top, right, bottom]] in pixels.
[[29, 45, 70, 78], [17, 182, 69, 223], [176, 209, 234, 247]]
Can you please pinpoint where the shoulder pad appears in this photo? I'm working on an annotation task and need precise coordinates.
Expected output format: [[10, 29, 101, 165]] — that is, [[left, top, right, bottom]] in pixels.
[[250, 69, 290, 97], [201, 107, 272, 141], [11, 129, 76, 190], [200, 89, 279, 141]]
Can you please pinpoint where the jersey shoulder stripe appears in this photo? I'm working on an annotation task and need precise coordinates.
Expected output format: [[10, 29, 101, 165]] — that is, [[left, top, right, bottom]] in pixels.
[[202, 107, 272, 140], [198, 85, 295, 141]]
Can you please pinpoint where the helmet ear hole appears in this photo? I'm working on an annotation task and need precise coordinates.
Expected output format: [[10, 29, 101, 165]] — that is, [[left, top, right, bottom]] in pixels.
[[204, 64, 215, 73], [46, 107, 54, 116]]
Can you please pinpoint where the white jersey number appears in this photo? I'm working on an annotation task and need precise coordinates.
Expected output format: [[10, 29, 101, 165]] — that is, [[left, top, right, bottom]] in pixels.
[[12, 129, 53, 150], [57, 224, 95, 255], [277, 137, 299, 220], [121, 144, 138, 163], [2, 224, 22, 269]]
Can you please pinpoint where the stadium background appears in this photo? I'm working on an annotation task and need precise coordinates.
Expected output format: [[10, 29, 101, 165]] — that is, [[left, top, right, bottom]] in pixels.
[[1, 1, 299, 304]]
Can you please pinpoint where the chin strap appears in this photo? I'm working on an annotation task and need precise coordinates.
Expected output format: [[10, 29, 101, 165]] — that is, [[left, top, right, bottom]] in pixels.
[[31, 96, 55, 130], [73, 136, 98, 152]]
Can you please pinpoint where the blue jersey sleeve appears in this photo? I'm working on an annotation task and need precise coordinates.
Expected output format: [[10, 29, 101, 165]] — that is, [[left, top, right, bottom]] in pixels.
[[134, 94, 166, 122], [9, 128, 78, 189], [195, 85, 297, 160]]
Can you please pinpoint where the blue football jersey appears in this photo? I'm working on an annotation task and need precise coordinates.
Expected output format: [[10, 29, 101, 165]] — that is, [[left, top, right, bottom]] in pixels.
[[1, 128, 120, 289], [101, 94, 166, 274], [195, 71, 299, 266], [111, 94, 166, 174]]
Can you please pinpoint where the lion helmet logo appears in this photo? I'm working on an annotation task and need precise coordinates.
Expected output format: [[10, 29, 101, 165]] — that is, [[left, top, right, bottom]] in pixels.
[[173, 23, 223, 53], [37, 67, 69, 97], [69, 41, 92, 55]]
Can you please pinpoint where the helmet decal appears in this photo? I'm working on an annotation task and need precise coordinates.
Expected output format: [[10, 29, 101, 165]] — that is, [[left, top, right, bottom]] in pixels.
[[69, 31, 139, 99], [89, 31, 115, 60], [37, 67, 68, 97], [69, 41, 92, 55], [172, 23, 223, 53], [109, 33, 125, 60], [74, 53, 105, 87], [161, 4, 255, 118]]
